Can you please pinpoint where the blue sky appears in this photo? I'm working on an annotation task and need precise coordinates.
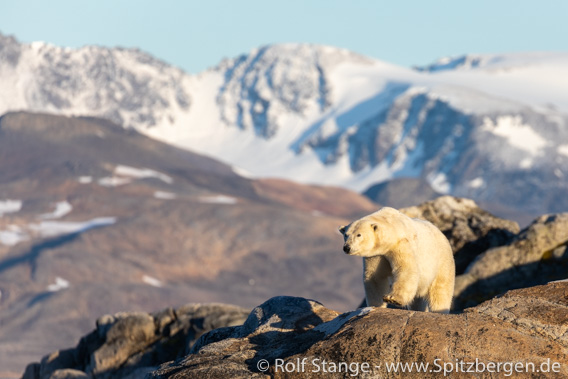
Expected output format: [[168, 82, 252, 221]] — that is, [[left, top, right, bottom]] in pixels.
[[1, 0, 567, 73]]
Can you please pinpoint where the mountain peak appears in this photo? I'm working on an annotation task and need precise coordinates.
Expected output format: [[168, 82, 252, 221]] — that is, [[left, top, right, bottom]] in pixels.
[[0, 35, 192, 130], [215, 43, 377, 138]]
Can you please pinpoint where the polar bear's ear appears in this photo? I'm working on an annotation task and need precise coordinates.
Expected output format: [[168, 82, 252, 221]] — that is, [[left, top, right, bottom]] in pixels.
[[371, 224, 378, 231], [338, 226, 346, 235]]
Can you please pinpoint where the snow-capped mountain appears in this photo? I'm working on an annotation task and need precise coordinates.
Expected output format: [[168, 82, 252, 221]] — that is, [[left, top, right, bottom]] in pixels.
[[0, 33, 192, 130], [1, 32, 568, 217]]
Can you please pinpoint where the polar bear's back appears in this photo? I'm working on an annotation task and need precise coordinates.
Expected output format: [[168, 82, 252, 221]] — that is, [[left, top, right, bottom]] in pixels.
[[411, 217, 451, 251]]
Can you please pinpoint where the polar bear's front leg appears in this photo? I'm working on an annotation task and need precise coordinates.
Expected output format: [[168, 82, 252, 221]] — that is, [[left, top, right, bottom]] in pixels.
[[383, 249, 419, 307], [363, 256, 391, 307]]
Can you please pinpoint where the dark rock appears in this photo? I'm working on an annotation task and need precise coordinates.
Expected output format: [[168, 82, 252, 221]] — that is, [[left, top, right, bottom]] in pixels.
[[22, 363, 40, 379], [87, 313, 156, 375], [22, 303, 249, 379], [38, 349, 78, 378]]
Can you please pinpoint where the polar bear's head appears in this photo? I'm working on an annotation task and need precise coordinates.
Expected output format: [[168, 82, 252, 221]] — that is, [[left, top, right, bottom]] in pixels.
[[339, 207, 414, 257], [338, 220, 379, 257]]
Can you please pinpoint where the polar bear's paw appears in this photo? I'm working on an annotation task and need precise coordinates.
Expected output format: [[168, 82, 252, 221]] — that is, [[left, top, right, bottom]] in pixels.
[[383, 294, 403, 307]]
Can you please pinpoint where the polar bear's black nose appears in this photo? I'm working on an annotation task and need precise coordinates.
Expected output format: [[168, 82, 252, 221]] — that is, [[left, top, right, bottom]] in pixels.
[[343, 244, 351, 254]]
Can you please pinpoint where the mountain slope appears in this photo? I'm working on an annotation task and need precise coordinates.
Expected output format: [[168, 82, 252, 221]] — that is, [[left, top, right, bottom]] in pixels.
[[1, 33, 568, 218]]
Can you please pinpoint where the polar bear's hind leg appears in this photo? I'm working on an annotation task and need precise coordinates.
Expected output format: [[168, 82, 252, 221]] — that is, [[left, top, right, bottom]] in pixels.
[[427, 273, 454, 313]]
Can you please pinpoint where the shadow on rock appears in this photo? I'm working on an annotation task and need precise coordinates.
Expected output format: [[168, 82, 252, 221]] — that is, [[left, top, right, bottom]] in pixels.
[[454, 246, 568, 310], [454, 213, 568, 310], [152, 296, 369, 378]]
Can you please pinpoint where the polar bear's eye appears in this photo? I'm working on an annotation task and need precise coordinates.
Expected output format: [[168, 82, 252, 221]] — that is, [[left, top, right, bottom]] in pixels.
[[357, 233, 361, 237]]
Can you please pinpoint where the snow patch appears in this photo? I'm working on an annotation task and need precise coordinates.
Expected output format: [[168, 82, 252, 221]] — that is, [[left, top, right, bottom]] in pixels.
[[0, 225, 28, 246], [0, 200, 22, 216], [47, 277, 70, 292], [198, 195, 238, 205], [142, 275, 163, 287], [468, 177, 485, 189], [97, 166, 173, 187], [98, 177, 132, 187], [78, 176, 93, 184], [114, 165, 173, 184], [482, 116, 547, 156], [519, 158, 533, 169], [232, 166, 254, 178], [154, 191, 177, 200], [558, 145, 568, 157], [428, 172, 451, 194], [39, 201, 72, 219], [30, 217, 116, 238]]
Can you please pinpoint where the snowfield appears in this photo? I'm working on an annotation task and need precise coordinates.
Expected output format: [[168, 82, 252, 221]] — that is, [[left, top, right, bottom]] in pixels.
[[39, 201, 73, 220], [30, 217, 117, 238], [198, 195, 238, 205], [114, 165, 173, 184], [0, 225, 28, 246]]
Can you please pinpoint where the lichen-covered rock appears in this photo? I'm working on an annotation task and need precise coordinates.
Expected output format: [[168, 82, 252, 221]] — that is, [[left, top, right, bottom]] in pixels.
[[22, 303, 249, 379], [454, 213, 568, 310], [401, 196, 520, 274], [151, 283, 568, 378]]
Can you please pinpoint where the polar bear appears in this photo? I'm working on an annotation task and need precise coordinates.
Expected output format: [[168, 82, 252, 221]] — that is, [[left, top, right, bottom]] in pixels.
[[339, 207, 455, 313]]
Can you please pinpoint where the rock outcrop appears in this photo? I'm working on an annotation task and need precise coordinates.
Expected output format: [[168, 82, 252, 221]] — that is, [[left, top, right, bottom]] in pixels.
[[24, 284, 568, 378], [401, 196, 520, 274], [454, 213, 568, 309], [22, 304, 249, 379], [152, 283, 568, 378]]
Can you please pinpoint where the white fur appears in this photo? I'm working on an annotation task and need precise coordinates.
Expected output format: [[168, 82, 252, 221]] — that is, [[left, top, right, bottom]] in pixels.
[[340, 207, 455, 313]]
